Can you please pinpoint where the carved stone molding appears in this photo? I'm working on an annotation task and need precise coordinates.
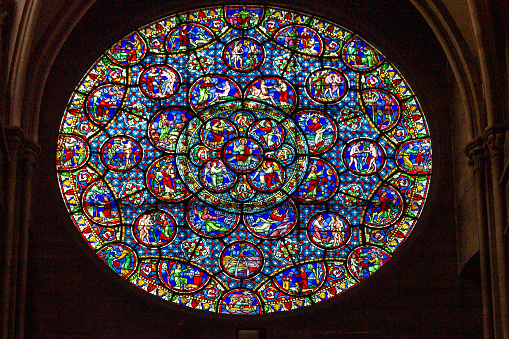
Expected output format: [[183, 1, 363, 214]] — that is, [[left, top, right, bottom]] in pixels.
[[483, 124, 507, 159], [466, 136, 485, 169]]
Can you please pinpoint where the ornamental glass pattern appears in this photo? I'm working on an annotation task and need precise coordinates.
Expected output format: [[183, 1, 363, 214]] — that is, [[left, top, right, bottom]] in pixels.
[[56, 5, 432, 315]]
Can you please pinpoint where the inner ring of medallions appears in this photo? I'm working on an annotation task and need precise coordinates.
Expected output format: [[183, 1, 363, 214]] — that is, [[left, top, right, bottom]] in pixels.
[[223, 137, 264, 173]]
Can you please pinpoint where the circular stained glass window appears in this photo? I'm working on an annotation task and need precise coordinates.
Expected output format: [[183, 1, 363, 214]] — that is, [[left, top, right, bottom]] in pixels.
[[56, 5, 432, 315]]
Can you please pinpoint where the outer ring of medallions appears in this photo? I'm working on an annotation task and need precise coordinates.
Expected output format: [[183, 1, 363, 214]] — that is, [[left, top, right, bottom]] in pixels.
[[138, 64, 181, 100], [147, 107, 193, 152], [81, 180, 121, 226], [271, 261, 327, 297], [185, 197, 240, 238], [292, 110, 339, 155], [244, 76, 298, 114], [341, 138, 387, 177], [222, 37, 265, 73], [222, 137, 263, 174], [199, 117, 239, 151], [363, 184, 405, 229], [394, 138, 432, 175], [106, 32, 147, 66], [157, 259, 211, 294], [219, 241, 264, 280], [84, 84, 126, 126], [346, 245, 391, 281], [341, 38, 385, 72], [243, 199, 298, 240], [198, 159, 237, 193], [132, 209, 177, 247], [223, 5, 265, 30], [359, 88, 401, 133], [99, 135, 143, 171], [306, 212, 350, 250], [145, 155, 191, 202], [218, 289, 263, 315], [96, 243, 138, 279], [273, 25, 324, 57], [247, 118, 286, 151], [165, 23, 215, 55], [56, 133, 91, 171], [247, 160, 286, 193], [304, 68, 349, 104]]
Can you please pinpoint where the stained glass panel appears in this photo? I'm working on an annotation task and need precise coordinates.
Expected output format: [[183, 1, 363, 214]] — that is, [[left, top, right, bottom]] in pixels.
[[56, 5, 432, 315]]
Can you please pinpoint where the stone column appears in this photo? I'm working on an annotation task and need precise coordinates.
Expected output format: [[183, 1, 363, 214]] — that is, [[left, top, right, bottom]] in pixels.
[[484, 125, 509, 339], [466, 137, 494, 339]]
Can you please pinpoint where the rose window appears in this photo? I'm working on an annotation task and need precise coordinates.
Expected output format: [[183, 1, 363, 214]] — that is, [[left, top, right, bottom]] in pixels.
[[56, 5, 432, 315]]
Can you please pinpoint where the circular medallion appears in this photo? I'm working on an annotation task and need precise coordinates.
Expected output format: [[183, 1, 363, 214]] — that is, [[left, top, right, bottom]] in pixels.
[[159, 259, 211, 293], [107, 32, 146, 66], [343, 139, 385, 176], [307, 213, 350, 249], [146, 156, 191, 202], [56, 134, 90, 170], [148, 108, 192, 152], [294, 110, 338, 154], [293, 158, 338, 203], [223, 138, 263, 172], [248, 119, 285, 150], [187, 198, 240, 238], [199, 159, 237, 192], [86, 85, 125, 125], [224, 38, 264, 72], [100, 136, 142, 171], [133, 210, 177, 246], [248, 160, 285, 192], [274, 25, 323, 55], [244, 200, 298, 239], [306, 68, 347, 104], [139, 65, 180, 99], [221, 242, 263, 279], [218, 289, 263, 315], [361, 89, 401, 131], [199, 118, 238, 150]]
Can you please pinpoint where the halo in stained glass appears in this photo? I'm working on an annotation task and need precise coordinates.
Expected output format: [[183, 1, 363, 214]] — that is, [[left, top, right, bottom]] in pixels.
[[57, 5, 432, 315]]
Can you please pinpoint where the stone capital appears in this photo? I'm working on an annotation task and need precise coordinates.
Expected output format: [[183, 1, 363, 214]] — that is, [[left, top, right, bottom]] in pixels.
[[483, 124, 507, 159], [465, 136, 485, 169]]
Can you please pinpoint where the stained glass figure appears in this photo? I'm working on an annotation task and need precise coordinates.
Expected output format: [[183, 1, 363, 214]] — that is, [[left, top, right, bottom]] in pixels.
[[57, 6, 432, 314]]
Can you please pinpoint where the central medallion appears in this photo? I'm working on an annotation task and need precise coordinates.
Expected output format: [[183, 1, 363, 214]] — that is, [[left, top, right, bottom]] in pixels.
[[224, 137, 263, 173], [176, 99, 308, 213]]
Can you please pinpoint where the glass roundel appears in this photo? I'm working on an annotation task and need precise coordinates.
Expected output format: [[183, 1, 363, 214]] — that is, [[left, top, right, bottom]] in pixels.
[[56, 5, 432, 315]]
